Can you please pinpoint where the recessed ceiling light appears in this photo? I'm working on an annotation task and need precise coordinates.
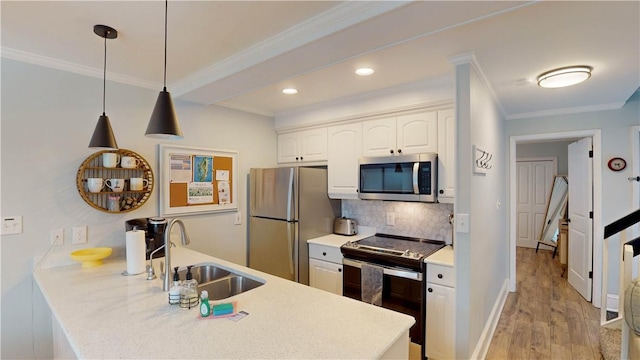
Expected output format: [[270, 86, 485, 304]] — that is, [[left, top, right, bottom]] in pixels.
[[537, 66, 592, 88], [355, 68, 375, 76], [282, 88, 298, 95]]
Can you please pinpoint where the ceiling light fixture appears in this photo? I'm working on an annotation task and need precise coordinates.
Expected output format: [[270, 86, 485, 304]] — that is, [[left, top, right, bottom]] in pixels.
[[355, 68, 374, 76], [146, 0, 183, 139], [537, 66, 592, 88], [88, 25, 119, 149], [282, 88, 298, 95]]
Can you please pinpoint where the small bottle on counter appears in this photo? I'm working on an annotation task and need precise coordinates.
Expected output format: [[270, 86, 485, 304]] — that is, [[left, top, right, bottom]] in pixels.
[[169, 267, 181, 305], [180, 265, 199, 309], [199, 290, 210, 317]]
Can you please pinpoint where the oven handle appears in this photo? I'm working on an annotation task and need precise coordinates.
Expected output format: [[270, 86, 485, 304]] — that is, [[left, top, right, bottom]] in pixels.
[[343, 258, 422, 281]]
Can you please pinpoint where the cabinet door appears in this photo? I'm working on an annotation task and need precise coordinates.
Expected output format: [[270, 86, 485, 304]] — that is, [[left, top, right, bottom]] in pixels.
[[309, 258, 343, 295], [277, 133, 300, 163], [299, 128, 328, 162], [328, 123, 362, 199], [425, 282, 456, 360], [437, 109, 455, 202], [397, 111, 438, 155], [362, 117, 396, 157]]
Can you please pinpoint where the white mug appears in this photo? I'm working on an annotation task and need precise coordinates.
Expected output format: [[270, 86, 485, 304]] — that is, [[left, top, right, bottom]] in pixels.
[[102, 153, 120, 168], [121, 156, 140, 169], [129, 178, 148, 191], [87, 178, 105, 193], [106, 178, 125, 192]]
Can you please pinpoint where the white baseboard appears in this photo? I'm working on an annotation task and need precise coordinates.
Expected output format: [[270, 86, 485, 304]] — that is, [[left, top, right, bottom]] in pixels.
[[471, 279, 509, 360], [608, 293, 619, 313]]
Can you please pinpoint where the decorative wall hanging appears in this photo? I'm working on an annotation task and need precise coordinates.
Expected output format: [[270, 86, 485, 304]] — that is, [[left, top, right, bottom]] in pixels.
[[158, 145, 238, 216]]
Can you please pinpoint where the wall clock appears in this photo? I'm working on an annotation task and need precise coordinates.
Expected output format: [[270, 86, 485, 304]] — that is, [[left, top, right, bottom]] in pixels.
[[608, 157, 627, 172]]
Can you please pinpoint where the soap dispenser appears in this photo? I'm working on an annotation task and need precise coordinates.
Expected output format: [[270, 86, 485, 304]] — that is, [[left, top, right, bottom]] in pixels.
[[181, 265, 199, 309], [200, 290, 210, 317], [168, 267, 181, 305]]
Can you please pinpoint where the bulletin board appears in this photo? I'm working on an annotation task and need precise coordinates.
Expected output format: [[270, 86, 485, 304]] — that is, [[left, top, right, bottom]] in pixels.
[[158, 144, 238, 216]]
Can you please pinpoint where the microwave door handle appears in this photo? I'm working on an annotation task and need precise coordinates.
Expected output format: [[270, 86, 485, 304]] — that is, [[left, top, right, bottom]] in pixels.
[[412, 162, 419, 194]]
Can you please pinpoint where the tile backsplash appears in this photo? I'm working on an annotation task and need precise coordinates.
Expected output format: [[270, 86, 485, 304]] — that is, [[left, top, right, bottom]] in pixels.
[[342, 200, 454, 243]]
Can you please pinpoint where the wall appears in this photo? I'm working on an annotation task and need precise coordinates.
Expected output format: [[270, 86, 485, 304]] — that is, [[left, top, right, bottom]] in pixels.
[[453, 57, 508, 358], [342, 200, 454, 242], [506, 89, 640, 304], [516, 140, 574, 175], [0, 59, 276, 358]]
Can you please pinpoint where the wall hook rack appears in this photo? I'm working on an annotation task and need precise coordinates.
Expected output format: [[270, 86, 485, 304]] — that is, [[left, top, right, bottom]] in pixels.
[[473, 145, 492, 174]]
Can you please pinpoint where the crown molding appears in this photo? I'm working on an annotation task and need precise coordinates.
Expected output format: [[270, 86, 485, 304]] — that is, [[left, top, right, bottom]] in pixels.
[[450, 52, 506, 118], [1, 47, 160, 90], [506, 102, 625, 120], [171, 1, 410, 97]]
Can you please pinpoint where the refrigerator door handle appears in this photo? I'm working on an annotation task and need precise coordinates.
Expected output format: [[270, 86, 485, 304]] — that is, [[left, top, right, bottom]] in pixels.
[[286, 168, 294, 221], [287, 225, 294, 276]]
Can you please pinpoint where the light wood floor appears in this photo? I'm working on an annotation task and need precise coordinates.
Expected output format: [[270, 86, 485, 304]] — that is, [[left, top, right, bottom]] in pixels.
[[486, 247, 602, 360]]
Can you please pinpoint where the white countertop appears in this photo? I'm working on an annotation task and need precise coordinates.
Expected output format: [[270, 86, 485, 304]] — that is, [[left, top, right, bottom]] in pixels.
[[425, 245, 454, 267], [307, 225, 376, 247], [34, 246, 413, 359]]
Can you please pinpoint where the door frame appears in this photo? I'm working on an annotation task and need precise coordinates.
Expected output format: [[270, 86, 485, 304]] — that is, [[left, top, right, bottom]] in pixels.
[[515, 157, 558, 248], [509, 129, 602, 309]]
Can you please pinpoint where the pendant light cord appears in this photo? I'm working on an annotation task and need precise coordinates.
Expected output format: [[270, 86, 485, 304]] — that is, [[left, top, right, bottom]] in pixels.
[[163, 0, 168, 91], [102, 31, 107, 115]]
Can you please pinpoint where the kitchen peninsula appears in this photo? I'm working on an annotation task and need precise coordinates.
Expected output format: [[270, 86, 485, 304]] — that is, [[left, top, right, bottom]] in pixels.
[[34, 246, 413, 359]]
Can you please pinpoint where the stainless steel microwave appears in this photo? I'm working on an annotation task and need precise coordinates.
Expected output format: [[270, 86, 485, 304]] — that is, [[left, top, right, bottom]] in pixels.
[[358, 153, 437, 202]]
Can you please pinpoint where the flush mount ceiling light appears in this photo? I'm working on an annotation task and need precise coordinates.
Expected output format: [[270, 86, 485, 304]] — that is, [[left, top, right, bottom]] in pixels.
[[146, 0, 183, 139], [355, 67, 375, 76], [282, 88, 298, 95], [537, 66, 592, 88], [89, 25, 119, 149]]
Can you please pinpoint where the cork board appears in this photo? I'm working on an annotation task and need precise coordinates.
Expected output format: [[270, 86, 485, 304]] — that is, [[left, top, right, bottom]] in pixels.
[[159, 145, 238, 216]]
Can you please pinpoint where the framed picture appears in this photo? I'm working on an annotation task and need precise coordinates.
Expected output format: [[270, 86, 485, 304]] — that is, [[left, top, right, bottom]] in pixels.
[[158, 144, 238, 216]]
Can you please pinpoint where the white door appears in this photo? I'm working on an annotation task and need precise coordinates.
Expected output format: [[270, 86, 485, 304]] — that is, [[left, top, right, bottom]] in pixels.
[[568, 137, 593, 301], [516, 160, 555, 248]]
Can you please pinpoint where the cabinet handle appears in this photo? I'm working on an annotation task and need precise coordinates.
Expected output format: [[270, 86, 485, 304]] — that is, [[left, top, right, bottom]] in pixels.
[[390, 149, 394, 154], [300, 156, 303, 161], [338, 268, 342, 273], [438, 274, 443, 279], [295, 157, 299, 161], [322, 252, 327, 256], [439, 190, 444, 194], [428, 288, 433, 292], [397, 149, 402, 154]]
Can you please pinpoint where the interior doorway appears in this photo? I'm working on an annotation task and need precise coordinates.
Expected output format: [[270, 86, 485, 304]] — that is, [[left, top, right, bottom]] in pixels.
[[509, 129, 603, 309]]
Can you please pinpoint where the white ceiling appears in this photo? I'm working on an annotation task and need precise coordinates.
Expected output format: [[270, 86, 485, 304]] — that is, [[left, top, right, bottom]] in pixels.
[[2, 1, 639, 120]]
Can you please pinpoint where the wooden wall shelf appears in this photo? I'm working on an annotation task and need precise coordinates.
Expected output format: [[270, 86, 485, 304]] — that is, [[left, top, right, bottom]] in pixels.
[[76, 149, 154, 213]]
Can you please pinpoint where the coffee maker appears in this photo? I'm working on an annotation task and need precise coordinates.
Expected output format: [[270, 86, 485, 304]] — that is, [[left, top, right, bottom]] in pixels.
[[125, 217, 168, 259]]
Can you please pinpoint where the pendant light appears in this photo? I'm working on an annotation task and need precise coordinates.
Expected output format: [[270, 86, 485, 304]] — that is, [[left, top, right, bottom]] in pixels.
[[89, 25, 119, 149], [146, 0, 183, 139]]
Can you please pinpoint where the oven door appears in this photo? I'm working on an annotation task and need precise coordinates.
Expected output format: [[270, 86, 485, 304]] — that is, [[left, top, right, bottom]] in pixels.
[[342, 258, 424, 346]]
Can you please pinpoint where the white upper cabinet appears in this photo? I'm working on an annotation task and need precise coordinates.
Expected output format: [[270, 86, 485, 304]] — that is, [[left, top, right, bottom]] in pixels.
[[362, 111, 438, 157], [327, 123, 362, 199], [277, 128, 327, 164], [437, 109, 455, 203]]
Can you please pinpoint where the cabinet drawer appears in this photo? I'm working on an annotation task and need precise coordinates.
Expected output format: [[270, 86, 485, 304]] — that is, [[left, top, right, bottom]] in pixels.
[[309, 243, 343, 264], [426, 263, 455, 287]]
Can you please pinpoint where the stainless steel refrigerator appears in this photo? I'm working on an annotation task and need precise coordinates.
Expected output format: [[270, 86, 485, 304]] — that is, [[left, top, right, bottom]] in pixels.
[[249, 167, 340, 285]]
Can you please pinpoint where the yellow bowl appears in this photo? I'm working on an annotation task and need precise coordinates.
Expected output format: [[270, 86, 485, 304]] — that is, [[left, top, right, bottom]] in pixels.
[[70, 247, 112, 268]]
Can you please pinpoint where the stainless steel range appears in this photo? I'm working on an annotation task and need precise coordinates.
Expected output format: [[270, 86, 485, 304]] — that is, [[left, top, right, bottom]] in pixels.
[[340, 233, 445, 351]]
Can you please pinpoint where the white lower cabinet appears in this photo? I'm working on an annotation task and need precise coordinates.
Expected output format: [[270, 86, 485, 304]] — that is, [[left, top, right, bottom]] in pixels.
[[309, 243, 343, 295], [425, 263, 455, 359]]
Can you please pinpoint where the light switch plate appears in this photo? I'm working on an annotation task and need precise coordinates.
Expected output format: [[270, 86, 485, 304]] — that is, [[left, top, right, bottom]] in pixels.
[[72, 226, 87, 244], [1, 216, 23, 235], [234, 211, 242, 225], [456, 213, 470, 233]]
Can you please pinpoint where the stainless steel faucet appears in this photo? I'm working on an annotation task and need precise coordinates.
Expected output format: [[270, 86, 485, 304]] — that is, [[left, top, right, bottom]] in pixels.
[[162, 218, 190, 291]]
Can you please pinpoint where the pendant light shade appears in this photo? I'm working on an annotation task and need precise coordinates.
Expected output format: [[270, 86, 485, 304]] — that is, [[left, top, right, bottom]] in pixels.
[[146, 0, 183, 139], [89, 25, 118, 149]]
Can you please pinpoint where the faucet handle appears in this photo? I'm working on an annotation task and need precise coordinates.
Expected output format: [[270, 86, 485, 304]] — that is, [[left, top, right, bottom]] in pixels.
[[146, 264, 156, 280]]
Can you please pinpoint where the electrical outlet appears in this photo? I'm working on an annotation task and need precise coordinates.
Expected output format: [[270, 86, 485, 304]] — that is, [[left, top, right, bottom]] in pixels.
[[50, 229, 64, 246], [386, 212, 395, 226], [1, 216, 23, 235], [72, 226, 87, 244], [234, 211, 242, 225]]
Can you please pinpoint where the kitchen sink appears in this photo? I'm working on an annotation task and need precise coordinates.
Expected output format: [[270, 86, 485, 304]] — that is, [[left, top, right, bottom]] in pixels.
[[177, 263, 264, 300]]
